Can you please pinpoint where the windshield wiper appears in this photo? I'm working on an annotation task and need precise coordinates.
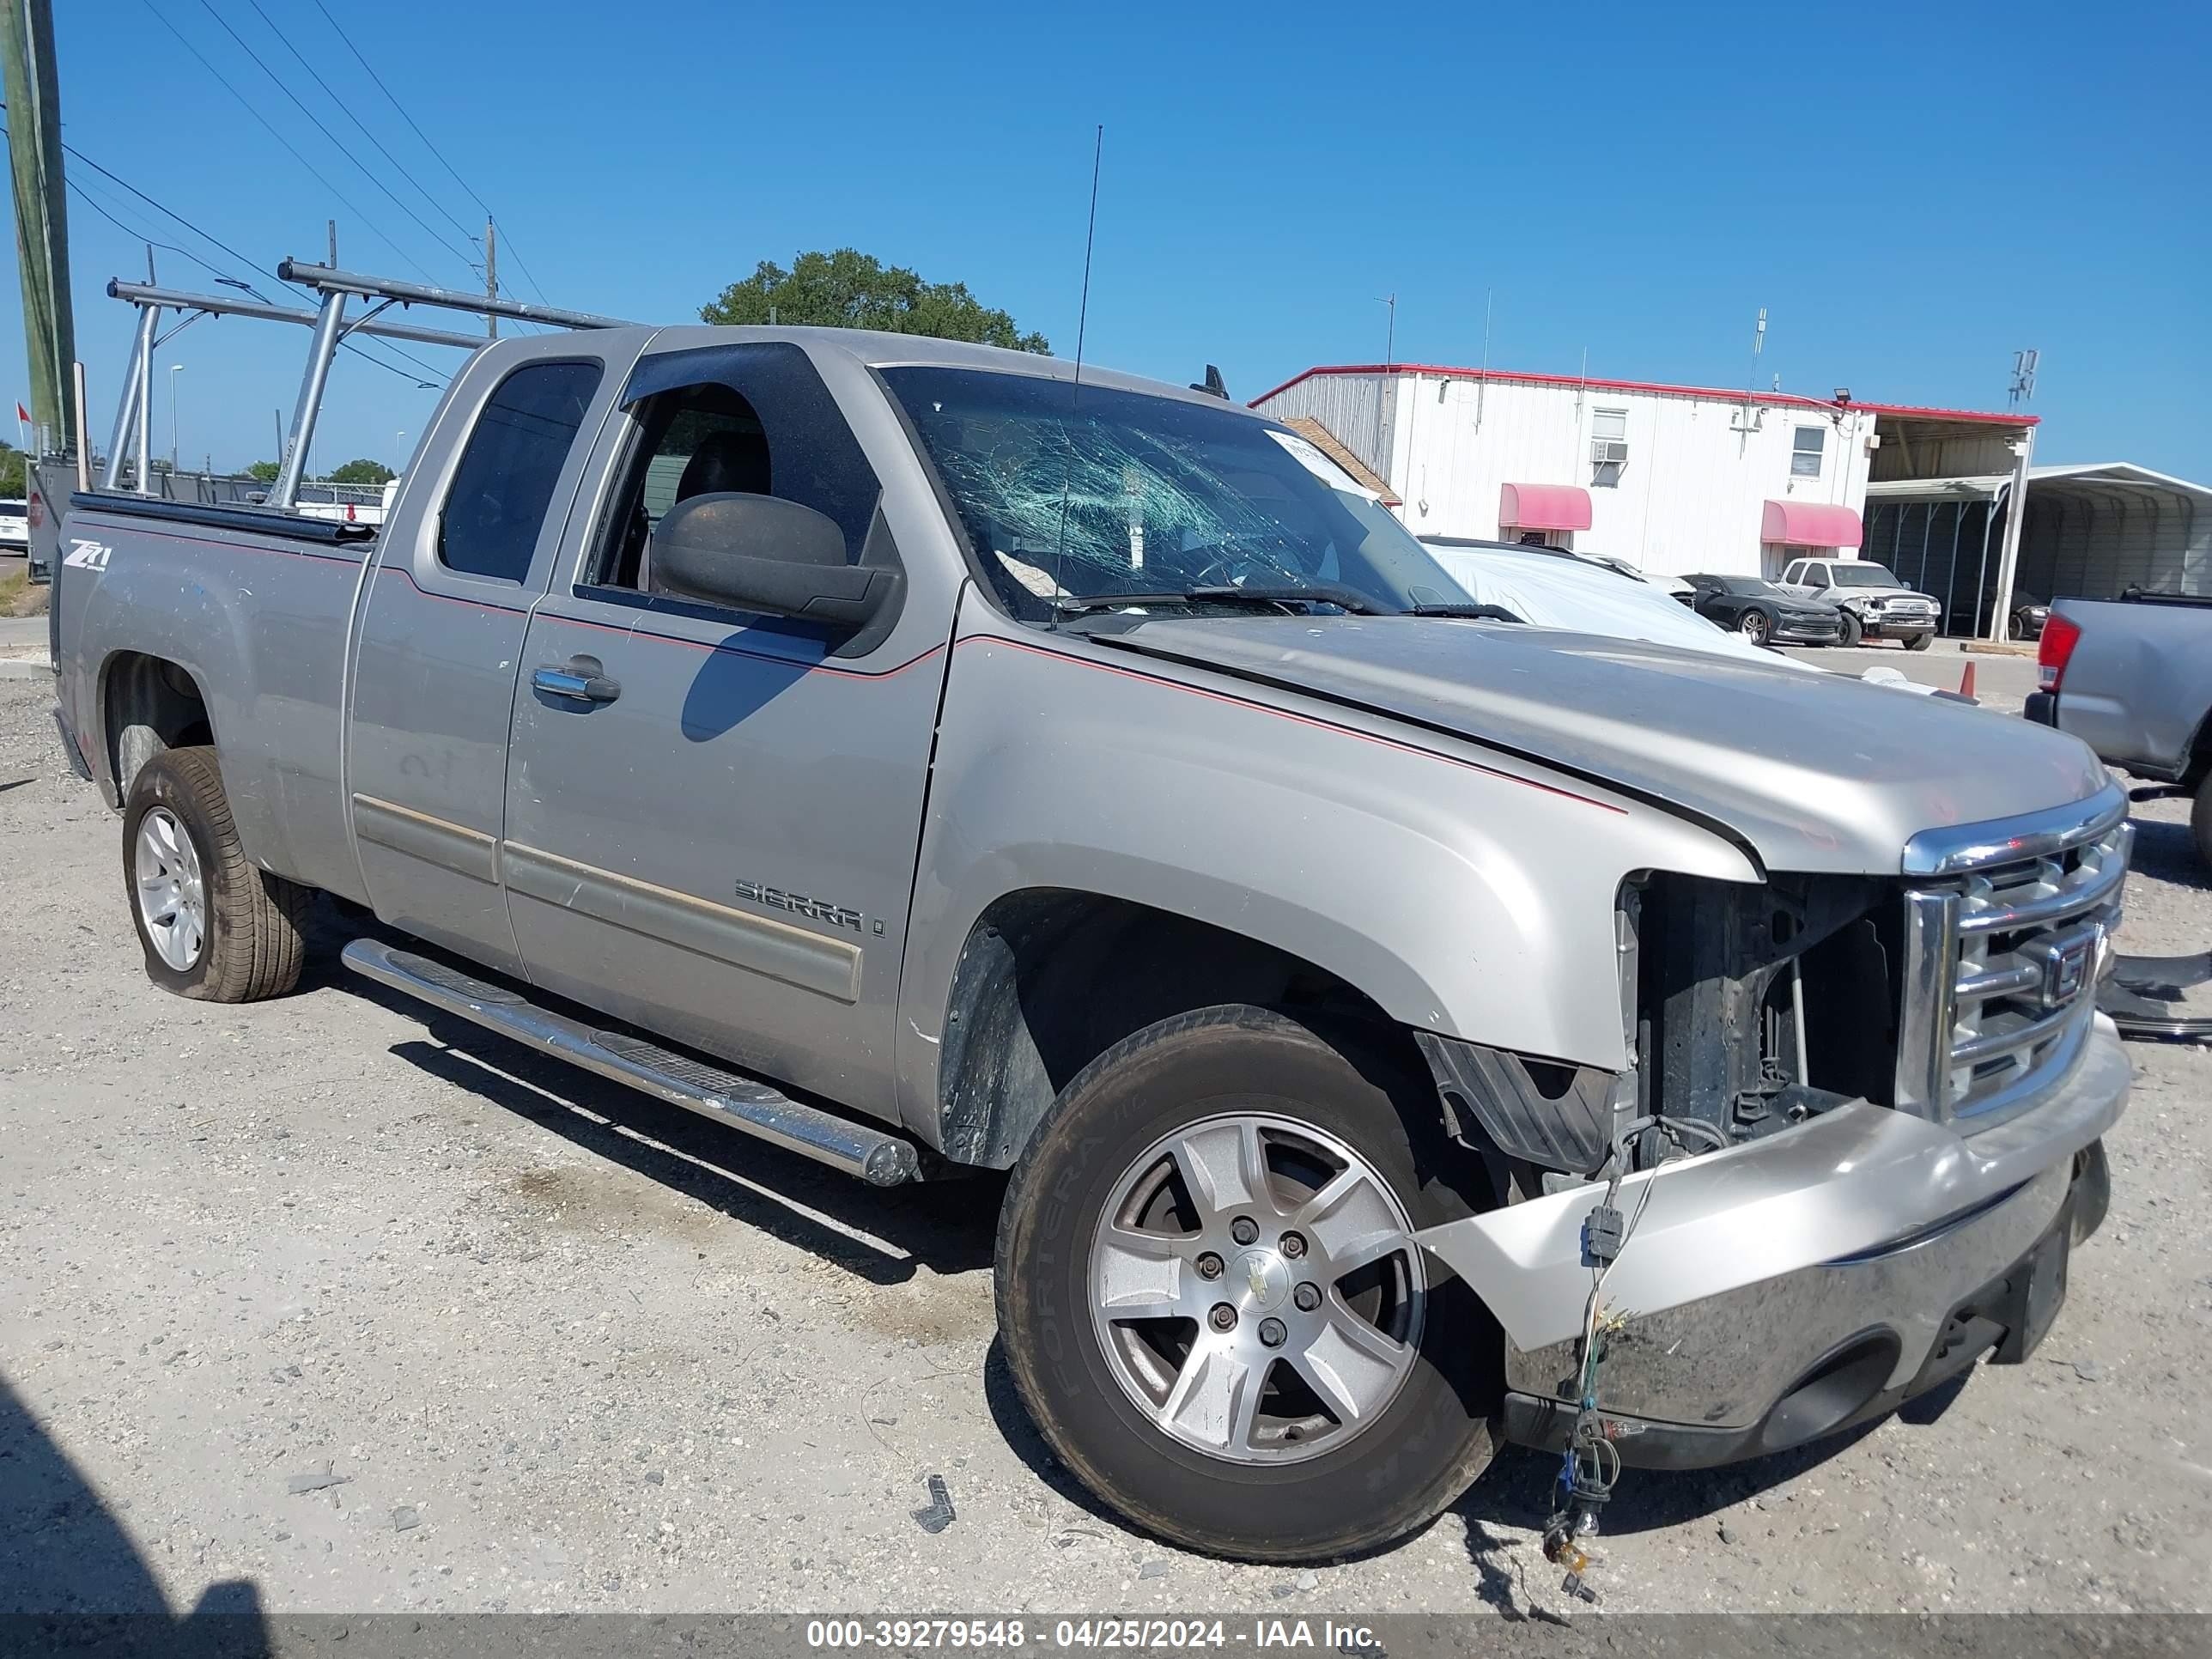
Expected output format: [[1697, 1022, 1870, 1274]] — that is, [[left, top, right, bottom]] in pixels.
[[1398, 602, 1524, 623], [1051, 582, 1385, 618]]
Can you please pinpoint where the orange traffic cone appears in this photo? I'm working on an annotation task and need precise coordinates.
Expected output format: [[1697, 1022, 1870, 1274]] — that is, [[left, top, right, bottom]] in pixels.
[[1960, 660, 1976, 699]]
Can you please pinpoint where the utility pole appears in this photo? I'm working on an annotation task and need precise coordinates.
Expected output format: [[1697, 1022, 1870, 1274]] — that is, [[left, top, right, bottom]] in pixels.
[[3, 0, 77, 454], [327, 219, 337, 266], [484, 217, 497, 339]]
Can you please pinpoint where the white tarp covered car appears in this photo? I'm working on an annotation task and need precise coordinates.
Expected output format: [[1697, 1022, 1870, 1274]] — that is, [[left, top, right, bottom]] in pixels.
[[1420, 538, 1947, 695]]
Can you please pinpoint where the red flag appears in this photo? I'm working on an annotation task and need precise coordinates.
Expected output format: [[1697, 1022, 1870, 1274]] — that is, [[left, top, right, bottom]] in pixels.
[[13, 403, 26, 424]]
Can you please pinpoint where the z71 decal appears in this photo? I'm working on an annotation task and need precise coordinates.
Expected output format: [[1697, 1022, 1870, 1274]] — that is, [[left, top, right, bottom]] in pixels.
[[62, 538, 113, 572]]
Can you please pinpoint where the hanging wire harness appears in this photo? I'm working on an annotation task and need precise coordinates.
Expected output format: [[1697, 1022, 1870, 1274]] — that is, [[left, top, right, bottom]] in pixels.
[[1540, 1113, 1723, 1605]]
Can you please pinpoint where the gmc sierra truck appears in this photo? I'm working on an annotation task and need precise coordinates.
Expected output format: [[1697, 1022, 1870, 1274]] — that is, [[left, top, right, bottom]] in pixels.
[[2028, 591, 2212, 868], [51, 323, 2131, 1564]]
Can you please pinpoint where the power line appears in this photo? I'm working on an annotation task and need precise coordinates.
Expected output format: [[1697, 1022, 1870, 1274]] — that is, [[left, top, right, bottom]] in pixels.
[[65, 174, 228, 286], [197, 0, 480, 279], [68, 154, 453, 382], [2, 108, 454, 391], [304, 0, 554, 312], [138, 0, 440, 284], [240, 0, 483, 254]]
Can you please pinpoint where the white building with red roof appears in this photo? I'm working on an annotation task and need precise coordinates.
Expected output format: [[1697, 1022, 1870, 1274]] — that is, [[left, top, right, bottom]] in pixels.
[[1252, 361, 2056, 638]]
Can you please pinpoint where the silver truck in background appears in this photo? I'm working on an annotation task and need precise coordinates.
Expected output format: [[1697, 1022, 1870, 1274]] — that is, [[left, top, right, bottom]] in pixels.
[[47, 264, 2134, 1565], [2027, 591, 2212, 867]]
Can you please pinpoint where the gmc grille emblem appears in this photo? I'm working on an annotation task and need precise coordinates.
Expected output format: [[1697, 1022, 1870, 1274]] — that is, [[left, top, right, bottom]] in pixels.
[[2034, 926, 2100, 1009]]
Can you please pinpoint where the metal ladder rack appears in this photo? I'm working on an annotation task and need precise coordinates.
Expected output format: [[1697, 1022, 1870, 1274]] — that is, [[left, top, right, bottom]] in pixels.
[[98, 260, 637, 510]]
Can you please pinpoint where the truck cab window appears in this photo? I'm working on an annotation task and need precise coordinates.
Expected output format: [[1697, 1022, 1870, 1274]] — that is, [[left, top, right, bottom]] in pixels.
[[596, 386, 769, 589], [592, 344, 885, 598], [436, 359, 603, 582]]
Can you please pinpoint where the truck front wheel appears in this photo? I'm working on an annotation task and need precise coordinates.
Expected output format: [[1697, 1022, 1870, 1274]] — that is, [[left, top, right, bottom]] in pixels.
[[994, 1005, 1499, 1562], [122, 745, 310, 1001]]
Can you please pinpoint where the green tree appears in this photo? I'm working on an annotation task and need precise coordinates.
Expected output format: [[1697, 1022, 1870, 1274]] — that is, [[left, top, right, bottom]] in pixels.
[[701, 248, 1048, 353], [245, 459, 280, 483], [327, 458, 395, 486], [0, 443, 25, 496]]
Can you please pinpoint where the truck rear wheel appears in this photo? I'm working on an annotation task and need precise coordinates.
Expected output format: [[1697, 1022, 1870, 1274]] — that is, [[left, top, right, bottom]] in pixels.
[[994, 1005, 1499, 1562], [122, 745, 310, 1002]]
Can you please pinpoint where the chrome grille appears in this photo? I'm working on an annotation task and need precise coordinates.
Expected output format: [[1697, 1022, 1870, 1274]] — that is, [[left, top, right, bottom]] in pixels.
[[1896, 790, 2130, 1130]]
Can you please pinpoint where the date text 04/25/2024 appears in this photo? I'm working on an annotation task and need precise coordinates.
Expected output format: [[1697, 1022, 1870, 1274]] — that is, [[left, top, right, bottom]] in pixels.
[[803, 1618, 1384, 1653]]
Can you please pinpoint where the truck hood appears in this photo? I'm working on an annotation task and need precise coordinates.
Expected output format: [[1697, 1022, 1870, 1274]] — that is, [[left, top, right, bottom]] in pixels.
[[1102, 616, 2110, 874]]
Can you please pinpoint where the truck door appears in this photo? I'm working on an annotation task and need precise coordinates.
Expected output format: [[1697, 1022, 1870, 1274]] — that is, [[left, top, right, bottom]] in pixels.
[[347, 348, 618, 976], [500, 342, 949, 1120]]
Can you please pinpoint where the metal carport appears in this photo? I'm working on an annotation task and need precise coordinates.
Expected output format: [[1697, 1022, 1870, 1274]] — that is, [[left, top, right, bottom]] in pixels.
[[1863, 463, 2211, 638]]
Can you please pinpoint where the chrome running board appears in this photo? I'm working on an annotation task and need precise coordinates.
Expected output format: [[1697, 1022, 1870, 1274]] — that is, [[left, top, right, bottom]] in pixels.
[[340, 938, 921, 1186]]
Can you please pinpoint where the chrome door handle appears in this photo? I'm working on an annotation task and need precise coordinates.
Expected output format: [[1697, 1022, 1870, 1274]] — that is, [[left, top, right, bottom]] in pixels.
[[532, 656, 620, 704]]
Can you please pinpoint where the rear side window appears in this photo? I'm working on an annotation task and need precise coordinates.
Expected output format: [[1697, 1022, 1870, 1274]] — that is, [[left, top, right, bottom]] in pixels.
[[437, 360, 603, 581]]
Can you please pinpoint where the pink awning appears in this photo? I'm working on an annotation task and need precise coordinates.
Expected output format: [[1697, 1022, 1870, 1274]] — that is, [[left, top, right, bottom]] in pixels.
[[1761, 500, 1863, 549], [1498, 483, 1592, 532]]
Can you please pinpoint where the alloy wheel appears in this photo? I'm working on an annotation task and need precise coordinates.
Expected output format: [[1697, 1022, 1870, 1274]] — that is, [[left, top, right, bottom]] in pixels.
[[134, 805, 206, 971], [1087, 1113, 1425, 1466]]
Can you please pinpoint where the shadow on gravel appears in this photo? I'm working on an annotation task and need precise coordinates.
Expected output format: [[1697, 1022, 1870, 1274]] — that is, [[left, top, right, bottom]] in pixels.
[[0, 1376, 269, 1649], [381, 1034, 999, 1285], [2127, 816, 2209, 892], [1455, 1372, 1972, 1542], [980, 1334, 1144, 1540], [305, 915, 998, 1288]]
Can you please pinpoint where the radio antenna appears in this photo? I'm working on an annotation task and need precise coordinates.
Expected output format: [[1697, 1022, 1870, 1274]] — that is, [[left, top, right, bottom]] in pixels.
[[1050, 125, 1106, 618], [1071, 124, 1104, 390]]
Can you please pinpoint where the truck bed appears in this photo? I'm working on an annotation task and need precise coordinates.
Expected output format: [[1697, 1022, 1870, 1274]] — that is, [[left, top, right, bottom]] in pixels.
[[52, 490, 380, 898], [2028, 591, 2212, 783]]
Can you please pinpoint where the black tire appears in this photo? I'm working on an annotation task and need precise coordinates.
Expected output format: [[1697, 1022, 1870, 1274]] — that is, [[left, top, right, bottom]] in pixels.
[[1903, 630, 1934, 652], [995, 1005, 1500, 1562], [2008, 611, 2027, 641], [1739, 607, 1772, 646], [122, 745, 310, 1001], [2192, 773, 2212, 872], [1838, 610, 1863, 647]]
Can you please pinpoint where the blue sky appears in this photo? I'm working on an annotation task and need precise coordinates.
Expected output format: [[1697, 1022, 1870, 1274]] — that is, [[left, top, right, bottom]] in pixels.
[[3, 0, 2205, 477]]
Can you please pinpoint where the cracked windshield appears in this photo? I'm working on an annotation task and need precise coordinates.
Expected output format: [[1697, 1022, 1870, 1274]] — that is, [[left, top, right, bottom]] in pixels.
[[880, 367, 1462, 620]]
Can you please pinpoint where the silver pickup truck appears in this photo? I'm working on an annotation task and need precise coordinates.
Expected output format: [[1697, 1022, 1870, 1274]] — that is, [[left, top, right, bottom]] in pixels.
[[2027, 591, 2212, 867], [51, 323, 2131, 1565]]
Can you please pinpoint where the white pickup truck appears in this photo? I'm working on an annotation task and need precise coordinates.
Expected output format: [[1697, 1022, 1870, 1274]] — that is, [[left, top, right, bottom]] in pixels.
[[1780, 556, 1942, 647]]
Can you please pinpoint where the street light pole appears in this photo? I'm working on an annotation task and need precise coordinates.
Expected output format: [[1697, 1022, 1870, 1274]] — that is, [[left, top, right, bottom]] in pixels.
[[167, 363, 183, 477]]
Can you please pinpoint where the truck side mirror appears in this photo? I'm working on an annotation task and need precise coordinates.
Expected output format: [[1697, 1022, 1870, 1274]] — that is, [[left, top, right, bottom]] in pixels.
[[648, 492, 897, 630]]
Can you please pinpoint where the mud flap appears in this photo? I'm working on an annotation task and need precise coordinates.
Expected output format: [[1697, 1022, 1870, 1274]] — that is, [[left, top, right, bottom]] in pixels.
[[1996, 1194, 2073, 1364]]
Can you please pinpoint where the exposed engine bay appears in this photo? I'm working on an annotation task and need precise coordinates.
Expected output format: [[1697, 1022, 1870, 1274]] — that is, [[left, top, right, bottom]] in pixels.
[[1422, 871, 1905, 1186]]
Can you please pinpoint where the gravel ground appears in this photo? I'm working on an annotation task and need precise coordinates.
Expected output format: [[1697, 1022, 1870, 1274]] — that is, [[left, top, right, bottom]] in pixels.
[[2, 673, 2207, 1625]]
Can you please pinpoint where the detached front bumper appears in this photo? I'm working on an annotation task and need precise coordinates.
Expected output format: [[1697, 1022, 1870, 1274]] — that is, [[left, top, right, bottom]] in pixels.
[[1415, 1015, 2130, 1469]]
